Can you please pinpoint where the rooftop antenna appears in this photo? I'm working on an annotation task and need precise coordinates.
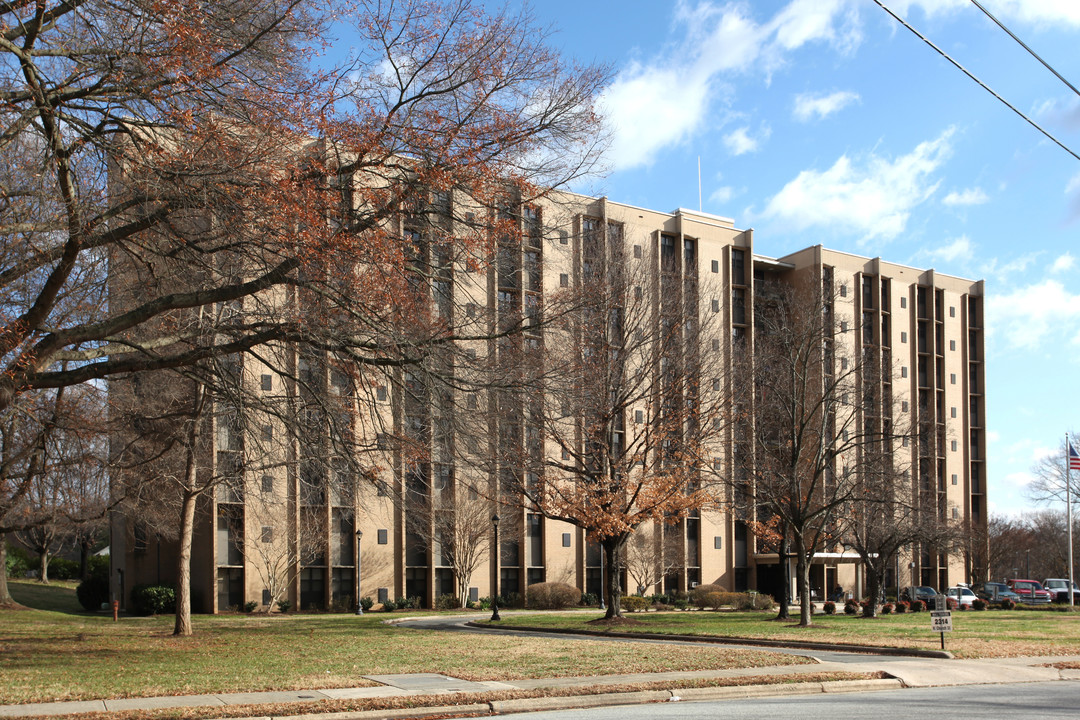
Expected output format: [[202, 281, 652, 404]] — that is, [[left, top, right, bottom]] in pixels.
[[697, 156, 702, 212]]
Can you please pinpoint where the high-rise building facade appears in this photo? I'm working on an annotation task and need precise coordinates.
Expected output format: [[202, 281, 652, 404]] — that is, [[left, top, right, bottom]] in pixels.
[[110, 191, 985, 612]]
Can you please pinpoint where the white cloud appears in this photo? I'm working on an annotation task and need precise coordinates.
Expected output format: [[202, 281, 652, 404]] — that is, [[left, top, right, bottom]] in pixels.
[[793, 90, 860, 121], [710, 186, 734, 204], [1051, 253, 1076, 274], [890, 0, 1080, 25], [985, 278, 1080, 350], [979, 254, 1038, 284], [761, 127, 954, 243], [942, 188, 988, 206], [1066, 172, 1080, 196], [601, 1, 862, 170], [723, 125, 770, 155], [927, 235, 974, 264]]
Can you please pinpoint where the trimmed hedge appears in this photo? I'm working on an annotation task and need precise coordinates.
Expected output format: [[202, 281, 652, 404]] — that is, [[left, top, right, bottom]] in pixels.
[[526, 582, 581, 609], [620, 595, 649, 612]]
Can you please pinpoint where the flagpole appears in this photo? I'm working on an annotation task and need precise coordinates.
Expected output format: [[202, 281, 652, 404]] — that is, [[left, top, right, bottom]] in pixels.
[[1068, 433, 1075, 608]]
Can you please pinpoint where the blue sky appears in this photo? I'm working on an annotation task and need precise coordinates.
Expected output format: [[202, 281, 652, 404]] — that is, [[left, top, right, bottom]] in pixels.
[[509, 0, 1080, 518]]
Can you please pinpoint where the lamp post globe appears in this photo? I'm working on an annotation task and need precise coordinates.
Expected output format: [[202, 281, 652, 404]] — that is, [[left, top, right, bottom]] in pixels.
[[491, 513, 501, 622]]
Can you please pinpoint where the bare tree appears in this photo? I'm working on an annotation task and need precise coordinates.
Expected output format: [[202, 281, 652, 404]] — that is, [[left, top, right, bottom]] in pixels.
[[499, 229, 731, 619], [624, 525, 678, 597], [1026, 434, 1080, 506], [736, 278, 910, 627]]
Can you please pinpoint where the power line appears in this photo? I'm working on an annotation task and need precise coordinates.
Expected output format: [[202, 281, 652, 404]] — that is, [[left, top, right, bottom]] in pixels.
[[871, 0, 1080, 162], [970, 0, 1080, 101]]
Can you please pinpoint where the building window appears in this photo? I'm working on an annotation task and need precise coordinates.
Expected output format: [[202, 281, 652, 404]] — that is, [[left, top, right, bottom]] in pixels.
[[261, 425, 273, 443], [562, 448, 570, 460], [712, 378, 721, 391], [261, 374, 272, 391], [950, 340, 956, 351], [952, 507, 960, 519], [951, 440, 958, 452], [902, 401, 908, 412], [952, 474, 958, 485], [841, 357, 848, 371], [562, 533, 571, 548], [559, 230, 568, 245], [712, 339, 720, 351], [951, 407, 957, 418], [839, 283, 847, 298], [901, 367, 908, 378], [634, 410, 643, 424], [261, 475, 273, 494], [711, 299, 719, 313], [840, 320, 848, 332], [714, 536, 722, 550], [634, 285, 642, 300], [378, 529, 388, 545], [900, 297, 907, 309], [901, 331, 907, 343], [950, 373, 956, 385], [711, 259, 719, 273], [262, 526, 273, 543], [376, 385, 387, 401], [950, 306, 956, 318], [559, 273, 568, 287], [634, 244, 642, 259]]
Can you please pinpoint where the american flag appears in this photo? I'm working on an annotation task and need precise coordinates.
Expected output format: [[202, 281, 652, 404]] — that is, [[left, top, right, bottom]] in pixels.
[[1070, 442, 1080, 471]]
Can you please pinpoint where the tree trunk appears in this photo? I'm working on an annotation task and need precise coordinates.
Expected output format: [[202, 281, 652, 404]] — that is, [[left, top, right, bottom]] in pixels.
[[602, 538, 623, 619], [775, 528, 790, 621], [80, 538, 91, 582], [796, 537, 812, 627], [864, 560, 882, 619], [0, 534, 13, 605], [173, 491, 197, 636], [38, 550, 50, 584]]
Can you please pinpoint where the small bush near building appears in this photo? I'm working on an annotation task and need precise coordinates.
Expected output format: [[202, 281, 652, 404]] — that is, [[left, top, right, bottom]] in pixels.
[[620, 595, 649, 612], [276, 600, 291, 613], [435, 593, 460, 610], [527, 582, 581, 609], [910, 599, 926, 612], [997, 598, 1014, 610], [690, 584, 724, 609], [971, 598, 987, 611], [130, 584, 176, 616], [579, 592, 599, 606], [75, 559, 110, 611], [880, 603, 894, 615], [894, 601, 908, 613], [360, 596, 374, 612], [381, 600, 397, 611], [844, 600, 858, 615], [244, 601, 258, 613], [823, 601, 836, 615]]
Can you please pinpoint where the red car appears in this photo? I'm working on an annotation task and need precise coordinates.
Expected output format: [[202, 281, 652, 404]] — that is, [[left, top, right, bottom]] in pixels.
[[1007, 579, 1052, 604]]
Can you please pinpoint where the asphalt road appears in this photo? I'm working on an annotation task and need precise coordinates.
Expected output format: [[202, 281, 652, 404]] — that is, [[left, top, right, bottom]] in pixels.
[[396, 614, 920, 664], [493, 681, 1080, 719]]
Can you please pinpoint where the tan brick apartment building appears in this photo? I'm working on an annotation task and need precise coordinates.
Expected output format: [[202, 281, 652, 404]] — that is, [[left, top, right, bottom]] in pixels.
[[110, 192, 986, 612]]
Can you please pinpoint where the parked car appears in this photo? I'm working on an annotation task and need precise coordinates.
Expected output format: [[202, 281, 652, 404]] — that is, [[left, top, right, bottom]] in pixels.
[[1042, 578, 1080, 604], [1007, 579, 1052, 604], [973, 582, 1021, 604], [901, 586, 938, 603], [945, 585, 977, 607]]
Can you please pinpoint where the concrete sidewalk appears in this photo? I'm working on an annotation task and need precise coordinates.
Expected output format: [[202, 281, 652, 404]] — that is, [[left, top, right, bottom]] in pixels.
[[2, 653, 1079, 719]]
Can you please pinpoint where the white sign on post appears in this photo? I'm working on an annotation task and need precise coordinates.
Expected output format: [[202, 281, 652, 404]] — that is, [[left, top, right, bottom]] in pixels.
[[930, 610, 953, 632]]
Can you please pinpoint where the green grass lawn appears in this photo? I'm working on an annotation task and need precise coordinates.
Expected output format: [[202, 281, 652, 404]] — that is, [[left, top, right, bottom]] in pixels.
[[479, 607, 1080, 659], [0, 581, 809, 705]]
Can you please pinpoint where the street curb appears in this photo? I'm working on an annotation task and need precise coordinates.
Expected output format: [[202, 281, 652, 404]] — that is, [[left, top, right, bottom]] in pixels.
[[464, 622, 954, 659], [250, 679, 906, 720]]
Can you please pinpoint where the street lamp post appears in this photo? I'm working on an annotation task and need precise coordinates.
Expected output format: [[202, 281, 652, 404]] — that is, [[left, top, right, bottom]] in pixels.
[[491, 513, 501, 621], [355, 529, 363, 615]]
